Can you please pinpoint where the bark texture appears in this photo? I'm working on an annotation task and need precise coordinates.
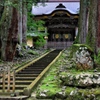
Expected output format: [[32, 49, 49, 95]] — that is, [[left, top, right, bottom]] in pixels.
[[0, 0, 27, 61], [22, 1, 27, 43], [86, 0, 97, 53], [18, 0, 23, 45], [97, 0, 100, 50], [78, 0, 89, 44], [18, 0, 27, 45], [5, 7, 18, 61], [0, 0, 18, 61]]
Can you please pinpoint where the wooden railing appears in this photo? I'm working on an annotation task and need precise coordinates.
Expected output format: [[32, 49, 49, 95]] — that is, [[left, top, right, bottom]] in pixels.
[[0, 65, 15, 93]]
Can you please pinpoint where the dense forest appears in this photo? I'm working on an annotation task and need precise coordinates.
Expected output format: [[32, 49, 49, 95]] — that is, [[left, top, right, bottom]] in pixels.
[[0, 0, 45, 61], [0, 0, 100, 61]]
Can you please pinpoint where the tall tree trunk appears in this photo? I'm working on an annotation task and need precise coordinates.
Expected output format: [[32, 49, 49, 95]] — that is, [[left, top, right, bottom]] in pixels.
[[78, 0, 89, 44], [22, 1, 27, 44], [0, 0, 4, 19], [86, 0, 97, 53], [18, 0, 23, 45], [97, 0, 100, 51], [0, 0, 4, 56], [0, 0, 18, 61], [18, 0, 27, 45]]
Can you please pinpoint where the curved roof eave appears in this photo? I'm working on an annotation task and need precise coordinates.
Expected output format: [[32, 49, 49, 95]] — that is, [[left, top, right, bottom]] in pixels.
[[45, 8, 78, 15], [32, 2, 80, 16]]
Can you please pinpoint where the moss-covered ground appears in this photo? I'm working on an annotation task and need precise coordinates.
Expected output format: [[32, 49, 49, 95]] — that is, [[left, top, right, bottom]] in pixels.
[[32, 49, 100, 100]]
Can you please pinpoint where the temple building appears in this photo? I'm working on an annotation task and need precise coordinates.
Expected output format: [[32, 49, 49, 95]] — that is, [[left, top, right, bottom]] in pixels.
[[32, 0, 80, 49]]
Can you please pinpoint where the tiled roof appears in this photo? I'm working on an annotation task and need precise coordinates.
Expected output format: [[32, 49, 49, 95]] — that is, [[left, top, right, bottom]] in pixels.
[[32, 2, 80, 15]]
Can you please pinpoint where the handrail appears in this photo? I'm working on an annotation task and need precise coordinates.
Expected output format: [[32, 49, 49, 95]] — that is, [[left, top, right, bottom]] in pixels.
[[0, 66, 15, 93]]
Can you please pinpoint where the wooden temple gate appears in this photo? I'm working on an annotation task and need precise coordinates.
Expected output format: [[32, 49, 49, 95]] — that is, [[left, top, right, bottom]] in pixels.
[[47, 27, 76, 49], [33, 3, 79, 49]]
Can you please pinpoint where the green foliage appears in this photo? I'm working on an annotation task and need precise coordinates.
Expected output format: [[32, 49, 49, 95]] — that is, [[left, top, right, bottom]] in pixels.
[[0, 59, 3, 64], [34, 35, 46, 48], [27, 2, 33, 27], [73, 43, 93, 52], [83, 0, 90, 6], [73, 32, 80, 44], [0, 1, 17, 8], [69, 43, 94, 59], [35, 49, 100, 99], [27, 12, 45, 32], [26, 0, 48, 49], [94, 50, 100, 65], [86, 31, 95, 52], [69, 45, 78, 58], [27, 49, 38, 55], [27, 0, 46, 33]]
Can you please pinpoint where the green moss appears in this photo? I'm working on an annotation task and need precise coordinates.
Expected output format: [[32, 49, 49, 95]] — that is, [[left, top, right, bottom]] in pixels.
[[86, 36, 95, 50], [79, 88, 100, 96], [39, 83, 58, 90], [60, 68, 95, 76], [65, 87, 100, 100], [35, 49, 100, 99], [65, 87, 76, 94], [94, 50, 100, 65], [73, 43, 93, 52], [27, 49, 38, 55], [36, 79, 61, 99], [41, 75, 56, 84]]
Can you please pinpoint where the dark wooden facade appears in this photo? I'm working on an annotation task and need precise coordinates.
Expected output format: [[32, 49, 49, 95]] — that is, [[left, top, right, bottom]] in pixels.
[[34, 3, 79, 49]]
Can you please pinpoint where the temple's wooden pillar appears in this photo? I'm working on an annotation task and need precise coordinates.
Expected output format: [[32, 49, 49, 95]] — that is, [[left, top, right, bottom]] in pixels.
[[75, 27, 78, 38]]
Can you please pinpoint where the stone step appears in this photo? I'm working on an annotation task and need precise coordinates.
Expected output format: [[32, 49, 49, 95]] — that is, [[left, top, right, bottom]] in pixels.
[[0, 85, 28, 90], [21, 69, 42, 71], [0, 50, 61, 96], [23, 69, 43, 71], [17, 71, 41, 74], [0, 96, 28, 100], [0, 81, 32, 85], [16, 74, 38, 77], [3, 77, 36, 81], [0, 90, 23, 94], [26, 66, 45, 68], [15, 77, 36, 80]]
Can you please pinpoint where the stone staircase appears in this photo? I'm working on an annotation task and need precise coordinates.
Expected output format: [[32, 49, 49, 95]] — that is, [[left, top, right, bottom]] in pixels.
[[0, 50, 61, 99]]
